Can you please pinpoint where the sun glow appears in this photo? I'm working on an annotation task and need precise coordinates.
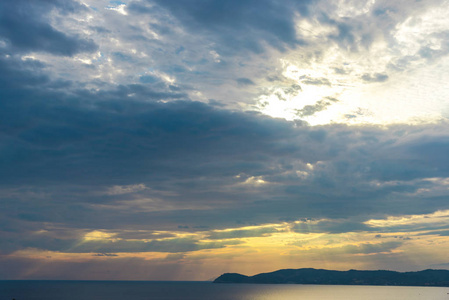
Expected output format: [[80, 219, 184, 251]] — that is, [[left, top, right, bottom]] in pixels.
[[255, 4, 449, 127], [257, 60, 347, 125], [257, 59, 449, 126]]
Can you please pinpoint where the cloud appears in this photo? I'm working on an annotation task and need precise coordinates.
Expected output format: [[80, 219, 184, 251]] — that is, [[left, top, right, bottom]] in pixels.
[[1, 0, 449, 278], [0, 226, 242, 254], [365, 210, 449, 234], [141, 0, 307, 54], [0, 256, 195, 280], [335, 241, 402, 255], [0, 54, 50, 89], [300, 76, 332, 86], [2, 59, 449, 235], [106, 184, 148, 195], [295, 97, 339, 117], [207, 226, 280, 240], [0, 0, 97, 56], [68, 237, 242, 253], [236, 78, 255, 86], [294, 241, 403, 256], [292, 219, 375, 234], [361, 73, 389, 83]]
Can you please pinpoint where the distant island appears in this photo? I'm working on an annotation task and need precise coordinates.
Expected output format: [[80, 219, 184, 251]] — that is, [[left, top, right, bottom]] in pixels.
[[214, 268, 449, 287]]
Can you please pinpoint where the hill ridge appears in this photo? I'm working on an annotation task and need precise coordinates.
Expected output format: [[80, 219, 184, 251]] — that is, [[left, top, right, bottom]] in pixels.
[[213, 268, 449, 287]]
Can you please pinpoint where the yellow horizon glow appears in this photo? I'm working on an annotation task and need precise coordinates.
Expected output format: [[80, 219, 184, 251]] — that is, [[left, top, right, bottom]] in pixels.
[[6, 210, 449, 280]]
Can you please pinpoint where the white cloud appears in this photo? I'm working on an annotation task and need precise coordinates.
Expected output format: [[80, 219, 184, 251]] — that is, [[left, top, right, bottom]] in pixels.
[[106, 4, 128, 16], [254, 0, 449, 125], [365, 210, 449, 229], [106, 184, 148, 195]]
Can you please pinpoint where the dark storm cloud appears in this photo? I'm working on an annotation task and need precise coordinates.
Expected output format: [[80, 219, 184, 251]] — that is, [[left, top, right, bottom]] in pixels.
[[0, 54, 50, 89], [137, 0, 309, 54], [0, 52, 299, 189], [2, 59, 449, 231], [0, 230, 76, 255], [0, 0, 97, 56], [368, 137, 449, 181], [0, 96, 297, 187], [2, 45, 449, 255]]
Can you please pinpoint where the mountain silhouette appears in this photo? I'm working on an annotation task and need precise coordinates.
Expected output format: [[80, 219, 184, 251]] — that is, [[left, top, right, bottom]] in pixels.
[[214, 268, 449, 286]]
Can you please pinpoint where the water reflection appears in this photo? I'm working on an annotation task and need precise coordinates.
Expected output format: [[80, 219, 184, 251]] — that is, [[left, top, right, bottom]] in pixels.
[[1, 281, 448, 300]]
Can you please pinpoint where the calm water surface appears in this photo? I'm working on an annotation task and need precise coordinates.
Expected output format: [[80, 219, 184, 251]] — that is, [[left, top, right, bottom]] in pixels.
[[1, 281, 449, 300]]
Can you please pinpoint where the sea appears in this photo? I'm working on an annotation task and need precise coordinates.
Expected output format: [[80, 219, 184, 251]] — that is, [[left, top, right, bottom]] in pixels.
[[1, 281, 449, 300]]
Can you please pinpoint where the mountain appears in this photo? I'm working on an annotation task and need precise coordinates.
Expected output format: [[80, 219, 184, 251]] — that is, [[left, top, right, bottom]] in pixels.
[[213, 268, 449, 287]]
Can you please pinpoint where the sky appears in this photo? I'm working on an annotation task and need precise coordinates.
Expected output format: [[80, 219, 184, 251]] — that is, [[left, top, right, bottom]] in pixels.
[[1, 0, 449, 281]]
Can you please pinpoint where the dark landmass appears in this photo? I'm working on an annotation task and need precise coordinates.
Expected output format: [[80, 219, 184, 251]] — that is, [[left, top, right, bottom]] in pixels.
[[214, 268, 449, 287]]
